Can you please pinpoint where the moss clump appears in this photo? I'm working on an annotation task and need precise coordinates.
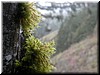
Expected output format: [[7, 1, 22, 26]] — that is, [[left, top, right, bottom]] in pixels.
[[15, 2, 56, 73]]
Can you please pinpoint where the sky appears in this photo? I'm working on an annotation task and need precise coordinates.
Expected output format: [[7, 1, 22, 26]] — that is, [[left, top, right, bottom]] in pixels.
[[0, 0, 99, 2], [34, 0, 98, 15], [33, 0, 99, 3]]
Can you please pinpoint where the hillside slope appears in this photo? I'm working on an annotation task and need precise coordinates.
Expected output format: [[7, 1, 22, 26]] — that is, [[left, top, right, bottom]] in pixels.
[[40, 30, 58, 42], [52, 25, 98, 73], [56, 5, 97, 54]]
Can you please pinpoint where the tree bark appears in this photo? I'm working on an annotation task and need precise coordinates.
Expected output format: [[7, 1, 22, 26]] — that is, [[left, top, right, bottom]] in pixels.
[[3, 3, 20, 74]]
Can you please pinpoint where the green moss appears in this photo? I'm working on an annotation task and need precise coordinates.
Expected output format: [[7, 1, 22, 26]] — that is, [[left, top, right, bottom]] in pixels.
[[15, 2, 56, 73]]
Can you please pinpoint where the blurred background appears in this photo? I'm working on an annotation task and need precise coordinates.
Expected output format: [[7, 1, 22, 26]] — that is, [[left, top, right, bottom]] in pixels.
[[33, 0, 98, 73]]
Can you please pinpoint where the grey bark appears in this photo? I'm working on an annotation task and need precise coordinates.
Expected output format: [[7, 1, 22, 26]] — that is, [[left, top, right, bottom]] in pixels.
[[3, 3, 20, 74]]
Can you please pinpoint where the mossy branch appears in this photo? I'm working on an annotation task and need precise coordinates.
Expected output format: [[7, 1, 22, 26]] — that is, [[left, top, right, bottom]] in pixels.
[[15, 2, 56, 73]]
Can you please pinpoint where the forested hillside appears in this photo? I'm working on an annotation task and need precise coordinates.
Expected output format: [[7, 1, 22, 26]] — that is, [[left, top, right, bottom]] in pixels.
[[52, 24, 98, 72], [56, 4, 97, 54]]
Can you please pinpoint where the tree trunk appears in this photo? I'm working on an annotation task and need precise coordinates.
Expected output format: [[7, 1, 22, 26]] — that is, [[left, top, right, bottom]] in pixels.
[[3, 3, 20, 74]]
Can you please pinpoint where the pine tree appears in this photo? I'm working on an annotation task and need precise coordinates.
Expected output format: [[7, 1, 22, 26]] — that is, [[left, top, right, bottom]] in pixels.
[[15, 2, 56, 73]]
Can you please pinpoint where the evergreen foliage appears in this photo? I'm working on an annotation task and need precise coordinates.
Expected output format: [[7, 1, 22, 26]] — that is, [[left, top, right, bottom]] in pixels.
[[15, 2, 56, 73]]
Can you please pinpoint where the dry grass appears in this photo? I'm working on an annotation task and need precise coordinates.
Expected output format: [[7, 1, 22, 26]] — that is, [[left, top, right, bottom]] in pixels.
[[51, 26, 98, 73], [40, 30, 58, 42]]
